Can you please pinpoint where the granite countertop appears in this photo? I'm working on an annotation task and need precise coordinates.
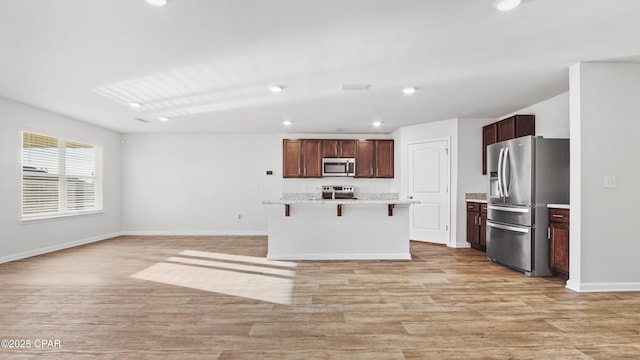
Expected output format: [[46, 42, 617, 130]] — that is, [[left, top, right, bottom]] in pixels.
[[263, 199, 419, 205], [547, 204, 570, 209]]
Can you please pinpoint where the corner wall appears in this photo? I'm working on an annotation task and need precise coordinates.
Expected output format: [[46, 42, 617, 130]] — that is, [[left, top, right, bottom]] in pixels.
[[0, 97, 122, 263], [567, 62, 640, 292]]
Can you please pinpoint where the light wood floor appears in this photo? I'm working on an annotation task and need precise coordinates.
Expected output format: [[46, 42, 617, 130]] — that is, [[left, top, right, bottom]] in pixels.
[[0, 236, 639, 359]]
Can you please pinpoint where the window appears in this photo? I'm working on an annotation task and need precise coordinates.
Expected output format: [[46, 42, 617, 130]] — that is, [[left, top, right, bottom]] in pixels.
[[22, 131, 102, 219]]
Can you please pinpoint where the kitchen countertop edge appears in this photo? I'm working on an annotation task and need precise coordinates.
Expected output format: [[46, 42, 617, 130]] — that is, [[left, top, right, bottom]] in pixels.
[[547, 204, 570, 209], [465, 199, 488, 204], [263, 199, 419, 205]]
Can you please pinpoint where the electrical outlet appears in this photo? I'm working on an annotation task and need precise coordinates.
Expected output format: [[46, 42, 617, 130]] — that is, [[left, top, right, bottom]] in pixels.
[[604, 175, 617, 189]]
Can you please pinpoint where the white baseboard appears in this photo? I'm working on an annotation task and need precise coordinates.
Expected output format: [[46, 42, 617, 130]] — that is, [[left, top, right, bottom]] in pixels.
[[448, 241, 472, 249], [122, 230, 267, 236], [267, 253, 412, 261], [0, 232, 123, 264], [566, 279, 640, 292]]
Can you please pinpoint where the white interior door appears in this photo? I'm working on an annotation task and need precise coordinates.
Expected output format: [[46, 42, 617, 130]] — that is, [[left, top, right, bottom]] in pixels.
[[408, 140, 450, 244]]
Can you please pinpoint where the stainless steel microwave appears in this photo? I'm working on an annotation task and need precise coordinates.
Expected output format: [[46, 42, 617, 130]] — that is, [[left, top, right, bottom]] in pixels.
[[322, 158, 355, 177]]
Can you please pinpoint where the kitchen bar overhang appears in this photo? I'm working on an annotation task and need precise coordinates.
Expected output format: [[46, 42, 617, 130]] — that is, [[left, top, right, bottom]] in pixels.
[[263, 199, 417, 217]]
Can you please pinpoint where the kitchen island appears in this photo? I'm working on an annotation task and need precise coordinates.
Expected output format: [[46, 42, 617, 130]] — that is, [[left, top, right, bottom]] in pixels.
[[262, 198, 417, 260]]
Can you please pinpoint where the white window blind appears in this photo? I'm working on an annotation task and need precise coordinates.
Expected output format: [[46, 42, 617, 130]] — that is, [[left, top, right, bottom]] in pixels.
[[22, 132, 102, 218]]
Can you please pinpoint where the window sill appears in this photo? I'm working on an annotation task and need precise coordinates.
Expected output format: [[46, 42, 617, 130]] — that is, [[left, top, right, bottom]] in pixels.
[[21, 210, 105, 224]]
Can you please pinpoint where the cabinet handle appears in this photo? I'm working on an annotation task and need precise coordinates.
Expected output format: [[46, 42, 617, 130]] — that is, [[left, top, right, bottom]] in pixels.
[[552, 214, 564, 218], [371, 168, 373, 176], [304, 167, 307, 176], [547, 227, 551, 239], [298, 167, 301, 175]]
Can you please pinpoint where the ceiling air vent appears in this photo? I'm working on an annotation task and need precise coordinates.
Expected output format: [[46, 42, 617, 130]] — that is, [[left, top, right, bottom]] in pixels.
[[135, 118, 150, 123], [340, 84, 371, 91]]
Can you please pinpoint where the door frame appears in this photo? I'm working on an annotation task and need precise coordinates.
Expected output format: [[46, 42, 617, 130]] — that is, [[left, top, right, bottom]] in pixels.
[[406, 137, 451, 245]]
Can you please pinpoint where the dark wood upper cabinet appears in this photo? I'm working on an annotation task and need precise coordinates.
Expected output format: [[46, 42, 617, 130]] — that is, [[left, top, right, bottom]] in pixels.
[[283, 139, 302, 178], [322, 140, 355, 158], [482, 123, 497, 175], [355, 139, 394, 178], [497, 115, 535, 142], [375, 140, 394, 178], [482, 115, 535, 174], [285, 138, 392, 178], [283, 139, 322, 178], [302, 139, 322, 177], [355, 140, 375, 177]]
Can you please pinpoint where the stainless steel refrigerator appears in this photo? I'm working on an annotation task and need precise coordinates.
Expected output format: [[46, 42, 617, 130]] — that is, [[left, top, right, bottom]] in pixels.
[[486, 136, 569, 276]]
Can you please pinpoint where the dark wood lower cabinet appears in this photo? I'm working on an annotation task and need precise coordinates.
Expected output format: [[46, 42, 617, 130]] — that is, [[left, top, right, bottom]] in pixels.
[[549, 208, 570, 279], [466, 202, 486, 251]]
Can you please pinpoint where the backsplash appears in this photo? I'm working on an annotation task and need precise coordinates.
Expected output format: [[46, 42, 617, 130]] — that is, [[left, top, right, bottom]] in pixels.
[[465, 193, 487, 200]]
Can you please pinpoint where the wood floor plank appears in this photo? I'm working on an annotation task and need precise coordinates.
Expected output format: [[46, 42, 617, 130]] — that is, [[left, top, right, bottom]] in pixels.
[[1, 236, 639, 359]]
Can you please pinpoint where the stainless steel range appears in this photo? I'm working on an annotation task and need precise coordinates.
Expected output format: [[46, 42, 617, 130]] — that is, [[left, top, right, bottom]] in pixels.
[[321, 185, 355, 199]]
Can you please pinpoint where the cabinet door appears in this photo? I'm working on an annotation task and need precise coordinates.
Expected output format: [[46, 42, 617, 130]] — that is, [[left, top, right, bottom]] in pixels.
[[375, 140, 394, 178], [466, 205, 480, 245], [480, 204, 487, 248], [355, 140, 375, 177], [302, 140, 322, 177], [482, 123, 497, 174], [549, 208, 570, 276], [550, 223, 570, 275], [283, 140, 302, 178], [514, 115, 535, 138], [339, 140, 356, 158], [322, 140, 339, 157], [497, 117, 516, 142]]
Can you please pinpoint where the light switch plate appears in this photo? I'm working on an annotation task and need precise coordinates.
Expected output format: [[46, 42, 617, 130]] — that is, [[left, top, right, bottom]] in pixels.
[[604, 175, 617, 189]]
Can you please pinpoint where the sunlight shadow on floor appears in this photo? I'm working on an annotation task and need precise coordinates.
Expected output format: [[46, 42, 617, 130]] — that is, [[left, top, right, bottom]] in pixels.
[[131, 250, 298, 305]]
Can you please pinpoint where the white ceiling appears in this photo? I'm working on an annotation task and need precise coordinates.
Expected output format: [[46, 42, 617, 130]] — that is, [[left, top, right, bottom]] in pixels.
[[1, 0, 640, 134]]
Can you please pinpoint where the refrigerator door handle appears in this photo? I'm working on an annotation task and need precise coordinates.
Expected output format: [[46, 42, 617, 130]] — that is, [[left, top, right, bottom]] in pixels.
[[487, 221, 529, 234], [497, 147, 504, 197], [502, 146, 510, 197], [487, 205, 530, 213]]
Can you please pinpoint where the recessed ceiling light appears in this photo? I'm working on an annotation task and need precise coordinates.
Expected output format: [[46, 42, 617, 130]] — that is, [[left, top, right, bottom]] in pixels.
[[494, 0, 521, 11], [282, 120, 293, 126], [269, 85, 285, 93], [145, 0, 168, 6], [158, 117, 170, 122], [372, 120, 383, 127], [402, 87, 417, 95], [128, 102, 142, 108]]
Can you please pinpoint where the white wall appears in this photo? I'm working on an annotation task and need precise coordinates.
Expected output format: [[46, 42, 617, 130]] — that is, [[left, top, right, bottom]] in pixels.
[[457, 117, 499, 244], [502, 92, 570, 139], [395, 118, 460, 247], [0, 97, 122, 263], [567, 62, 640, 292], [121, 132, 396, 234], [122, 133, 281, 234]]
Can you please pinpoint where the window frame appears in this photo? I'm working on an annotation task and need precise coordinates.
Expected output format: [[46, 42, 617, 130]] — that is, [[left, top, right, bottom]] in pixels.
[[21, 131, 104, 221]]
